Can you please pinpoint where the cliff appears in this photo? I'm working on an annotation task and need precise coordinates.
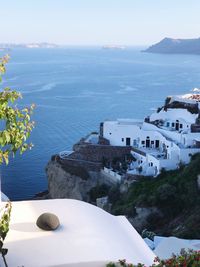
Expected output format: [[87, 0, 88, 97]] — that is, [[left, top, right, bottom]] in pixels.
[[45, 139, 131, 201], [144, 37, 200, 55], [46, 159, 101, 201]]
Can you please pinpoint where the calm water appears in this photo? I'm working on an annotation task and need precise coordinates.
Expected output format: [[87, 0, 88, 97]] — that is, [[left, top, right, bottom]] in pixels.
[[1, 47, 200, 200]]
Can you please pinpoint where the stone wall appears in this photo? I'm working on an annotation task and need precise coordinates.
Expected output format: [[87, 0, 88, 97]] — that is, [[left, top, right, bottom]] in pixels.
[[47, 142, 132, 201], [58, 156, 102, 173], [70, 143, 131, 163]]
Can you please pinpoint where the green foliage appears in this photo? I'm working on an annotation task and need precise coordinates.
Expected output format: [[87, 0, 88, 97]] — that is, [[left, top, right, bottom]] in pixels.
[[89, 184, 109, 202], [141, 229, 156, 241], [156, 183, 176, 202], [0, 56, 34, 261], [0, 202, 12, 256], [0, 202, 11, 242], [0, 55, 35, 165], [108, 185, 120, 203], [106, 250, 200, 267], [111, 153, 200, 238]]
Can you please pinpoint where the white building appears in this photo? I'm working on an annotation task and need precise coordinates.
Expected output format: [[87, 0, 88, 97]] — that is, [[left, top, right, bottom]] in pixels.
[[102, 93, 200, 176]]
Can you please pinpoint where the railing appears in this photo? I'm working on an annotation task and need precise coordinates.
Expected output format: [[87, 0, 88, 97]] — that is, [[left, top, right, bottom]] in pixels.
[[132, 147, 146, 156]]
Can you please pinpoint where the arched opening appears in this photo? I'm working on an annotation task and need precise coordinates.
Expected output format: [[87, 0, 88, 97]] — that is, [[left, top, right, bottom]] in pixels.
[[146, 136, 150, 148]]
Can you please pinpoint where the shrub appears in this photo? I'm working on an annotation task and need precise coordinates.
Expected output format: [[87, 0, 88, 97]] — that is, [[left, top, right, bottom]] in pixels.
[[141, 229, 156, 241], [89, 184, 109, 202], [108, 186, 120, 203], [156, 183, 176, 202], [106, 249, 200, 267]]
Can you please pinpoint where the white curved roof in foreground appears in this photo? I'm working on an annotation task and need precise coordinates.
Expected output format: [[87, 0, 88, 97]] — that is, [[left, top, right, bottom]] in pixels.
[[0, 199, 155, 267]]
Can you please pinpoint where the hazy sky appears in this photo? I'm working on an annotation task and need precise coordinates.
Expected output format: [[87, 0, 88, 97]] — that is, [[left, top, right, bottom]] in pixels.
[[1, 0, 200, 45]]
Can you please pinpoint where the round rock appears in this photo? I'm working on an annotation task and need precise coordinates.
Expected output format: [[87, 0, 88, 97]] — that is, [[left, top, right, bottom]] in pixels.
[[36, 213, 60, 231]]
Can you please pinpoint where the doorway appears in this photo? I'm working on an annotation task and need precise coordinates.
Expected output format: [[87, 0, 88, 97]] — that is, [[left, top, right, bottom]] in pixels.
[[126, 137, 131, 146], [146, 139, 150, 148], [155, 140, 159, 148]]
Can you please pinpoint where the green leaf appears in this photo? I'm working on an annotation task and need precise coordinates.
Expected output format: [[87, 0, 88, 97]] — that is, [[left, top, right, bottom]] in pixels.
[[0, 56, 35, 165]]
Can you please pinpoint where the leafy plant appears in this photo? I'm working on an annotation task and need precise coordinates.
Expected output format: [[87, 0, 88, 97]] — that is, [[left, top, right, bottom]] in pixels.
[[106, 249, 200, 267], [110, 153, 200, 238], [0, 55, 34, 265], [0, 202, 12, 265], [0, 202, 12, 255], [141, 229, 156, 241], [0, 55, 35, 165]]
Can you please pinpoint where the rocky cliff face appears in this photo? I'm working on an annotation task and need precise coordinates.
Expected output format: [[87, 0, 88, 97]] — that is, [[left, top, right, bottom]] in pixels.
[[46, 139, 131, 201], [46, 160, 101, 201]]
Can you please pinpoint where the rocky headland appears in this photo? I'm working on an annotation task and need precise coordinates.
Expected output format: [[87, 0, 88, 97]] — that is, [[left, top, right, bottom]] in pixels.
[[46, 136, 131, 201], [144, 37, 200, 55], [45, 133, 200, 239]]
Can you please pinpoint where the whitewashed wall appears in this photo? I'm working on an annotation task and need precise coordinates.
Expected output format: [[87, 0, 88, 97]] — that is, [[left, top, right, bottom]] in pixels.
[[150, 109, 197, 124], [103, 121, 141, 146], [179, 148, 200, 163], [104, 120, 169, 150]]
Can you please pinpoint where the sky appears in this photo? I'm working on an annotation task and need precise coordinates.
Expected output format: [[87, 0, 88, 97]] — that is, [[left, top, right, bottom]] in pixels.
[[0, 0, 200, 46]]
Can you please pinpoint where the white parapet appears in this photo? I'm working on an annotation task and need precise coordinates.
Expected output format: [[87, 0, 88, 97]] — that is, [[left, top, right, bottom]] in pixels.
[[102, 167, 122, 183], [1, 199, 155, 267]]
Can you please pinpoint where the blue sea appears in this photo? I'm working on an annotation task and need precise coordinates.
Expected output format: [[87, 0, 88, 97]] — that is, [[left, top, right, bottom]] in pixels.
[[1, 47, 200, 200]]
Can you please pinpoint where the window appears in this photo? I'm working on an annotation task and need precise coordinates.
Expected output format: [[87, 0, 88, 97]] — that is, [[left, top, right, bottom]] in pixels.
[[151, 140, 154, 144], [109, 132, 112, 135], [166, 122, 170, 127], [180, 124, 183, 129], [122, 138, 124, 142], [141, 141, 145, 144], [146, 136, 150, 139], [150, 162, 153, 166], [172, 122, 175, 127]]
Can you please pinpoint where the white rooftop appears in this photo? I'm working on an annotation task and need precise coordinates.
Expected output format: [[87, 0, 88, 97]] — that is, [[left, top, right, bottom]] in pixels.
[[0, 199, 155, 267], [154, 236, 200, 259], [104, 119, 143, 126], [144, 235, 200, 259]]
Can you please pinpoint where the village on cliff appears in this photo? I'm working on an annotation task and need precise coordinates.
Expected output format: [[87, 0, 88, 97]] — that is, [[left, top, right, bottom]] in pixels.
[[60, 92, 200, 184]]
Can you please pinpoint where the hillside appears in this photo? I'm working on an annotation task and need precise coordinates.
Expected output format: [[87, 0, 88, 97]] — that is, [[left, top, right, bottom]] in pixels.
[[92, 154, 200, 238], [144, 37, 200, 55]]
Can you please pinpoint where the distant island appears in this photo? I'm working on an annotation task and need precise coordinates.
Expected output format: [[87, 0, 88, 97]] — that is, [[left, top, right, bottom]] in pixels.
[[0, 42, 59, 49], [102, 45, 126, 50], [143, 37, 200, 55]]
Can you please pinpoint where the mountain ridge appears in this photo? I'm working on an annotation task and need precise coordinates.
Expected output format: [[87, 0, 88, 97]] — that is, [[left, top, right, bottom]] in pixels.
[[144, 37, 200, 55]]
